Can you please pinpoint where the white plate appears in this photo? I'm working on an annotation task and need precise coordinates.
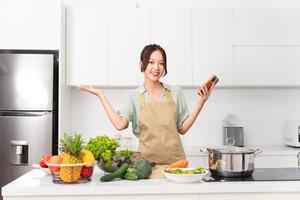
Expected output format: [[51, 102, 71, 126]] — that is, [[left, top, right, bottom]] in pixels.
[[163, 168, 208, 183]]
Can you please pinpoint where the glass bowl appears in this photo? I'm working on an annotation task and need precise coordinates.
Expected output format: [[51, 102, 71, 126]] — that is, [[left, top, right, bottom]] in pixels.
[[46, 161, 97, 184], [97, 151, 141, 173], [97, 159, 119, 173]]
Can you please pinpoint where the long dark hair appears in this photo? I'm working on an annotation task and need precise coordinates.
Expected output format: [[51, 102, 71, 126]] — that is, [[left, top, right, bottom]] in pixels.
[[140, 44, 167, 76]]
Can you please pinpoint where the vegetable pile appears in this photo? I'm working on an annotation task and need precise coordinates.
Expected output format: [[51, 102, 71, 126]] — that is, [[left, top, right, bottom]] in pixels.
[[100, 159, 152, 182], [85, 135, 135, 165], [85, 134, 153, 182]]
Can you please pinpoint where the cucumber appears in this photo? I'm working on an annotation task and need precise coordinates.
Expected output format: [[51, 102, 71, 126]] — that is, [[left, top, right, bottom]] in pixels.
[[100, 163, 129, 182], [123, 172, 138, 180], [123, 168, 138, 180]]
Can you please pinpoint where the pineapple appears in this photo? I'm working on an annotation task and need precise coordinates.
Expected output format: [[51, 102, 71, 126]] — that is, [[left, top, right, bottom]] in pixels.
[[59, 132, 84, 183]]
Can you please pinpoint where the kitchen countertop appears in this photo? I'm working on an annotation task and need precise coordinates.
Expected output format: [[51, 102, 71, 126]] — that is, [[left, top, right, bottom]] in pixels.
[[3, 168, 300, 200]]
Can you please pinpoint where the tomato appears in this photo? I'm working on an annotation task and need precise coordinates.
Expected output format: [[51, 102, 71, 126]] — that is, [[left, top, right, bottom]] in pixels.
[[39, 154, 51, 168], [80, 166, 93, 178]]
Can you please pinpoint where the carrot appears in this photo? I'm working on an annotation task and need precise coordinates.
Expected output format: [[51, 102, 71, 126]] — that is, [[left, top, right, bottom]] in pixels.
[[168, 159, 189, 168]]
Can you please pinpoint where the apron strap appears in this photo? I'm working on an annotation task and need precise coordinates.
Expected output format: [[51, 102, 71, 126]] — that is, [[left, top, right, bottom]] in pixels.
[[166, 90, 174, 104], [140, 90, 173, 105], [139, 93, 146, 107]]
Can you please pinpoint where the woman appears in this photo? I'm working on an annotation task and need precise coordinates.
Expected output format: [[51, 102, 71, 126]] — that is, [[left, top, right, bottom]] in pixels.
[[78, 44, 216, 165]]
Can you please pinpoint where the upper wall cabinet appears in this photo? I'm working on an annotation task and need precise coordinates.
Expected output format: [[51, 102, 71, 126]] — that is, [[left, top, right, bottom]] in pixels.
[[233, 8, 300, 85], [192, 9, 234, 86], [0, 0, 61, 50], [66, 6, 149, 86], [66, 5, 109, 85], [150, 9, 193, 86], [233, 9, 300, 45], [108, 9, 150, 86], [235, 47, 300, 86], [66, 6, 300, 87]]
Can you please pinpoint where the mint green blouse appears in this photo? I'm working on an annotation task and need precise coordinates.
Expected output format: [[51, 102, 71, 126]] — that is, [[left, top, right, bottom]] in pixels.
[[117, 83, 189, 138]]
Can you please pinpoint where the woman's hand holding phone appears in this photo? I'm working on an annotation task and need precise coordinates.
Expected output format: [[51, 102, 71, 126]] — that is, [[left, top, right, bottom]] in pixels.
[[197, 75, 219, 101]]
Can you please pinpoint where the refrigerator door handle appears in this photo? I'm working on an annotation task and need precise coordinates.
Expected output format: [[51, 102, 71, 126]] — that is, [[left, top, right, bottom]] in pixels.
[[0, 111, 50, 117]]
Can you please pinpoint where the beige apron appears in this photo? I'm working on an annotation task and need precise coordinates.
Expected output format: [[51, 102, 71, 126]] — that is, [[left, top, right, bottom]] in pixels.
[[138, 90, 186, 165]]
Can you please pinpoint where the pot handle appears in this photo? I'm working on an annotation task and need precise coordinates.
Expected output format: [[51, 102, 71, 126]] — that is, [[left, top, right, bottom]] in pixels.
[[225, 137, 235, 146], [297, 152, 300, 167], [199, 148, 208, 154], [254, 148, 262, 156]]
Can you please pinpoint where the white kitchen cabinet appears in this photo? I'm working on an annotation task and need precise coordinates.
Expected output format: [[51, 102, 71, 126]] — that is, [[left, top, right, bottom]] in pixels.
[[150, 9, 193, 86], [66, 5, 109, 85], [233, 9, 300, 46], [64, 0, 139, 8], [108, 8, 150, 86], [234, 47, 300, 85], [66, 6, 149, 86], [192, 9, 234, 86], [0, 0, 61, 50], [233, 8, 300, 86]]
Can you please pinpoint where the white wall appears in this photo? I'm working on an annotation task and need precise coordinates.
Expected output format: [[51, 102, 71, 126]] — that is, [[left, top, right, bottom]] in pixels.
[[70, 87, 300, 148]]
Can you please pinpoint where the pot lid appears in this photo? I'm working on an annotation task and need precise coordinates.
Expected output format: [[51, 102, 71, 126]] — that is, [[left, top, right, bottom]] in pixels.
[[207, 146, 257, 154]]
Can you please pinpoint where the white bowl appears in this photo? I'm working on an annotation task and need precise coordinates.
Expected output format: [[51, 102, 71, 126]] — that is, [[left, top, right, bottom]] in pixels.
[[163, 168, 208, 183]]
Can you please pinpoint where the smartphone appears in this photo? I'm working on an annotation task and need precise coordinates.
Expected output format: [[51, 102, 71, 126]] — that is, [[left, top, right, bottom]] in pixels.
[[204, 75, 219, 91]]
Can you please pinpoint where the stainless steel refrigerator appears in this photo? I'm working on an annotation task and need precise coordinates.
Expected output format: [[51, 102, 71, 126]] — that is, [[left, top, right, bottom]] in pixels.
[[0, 50, 58, 199]]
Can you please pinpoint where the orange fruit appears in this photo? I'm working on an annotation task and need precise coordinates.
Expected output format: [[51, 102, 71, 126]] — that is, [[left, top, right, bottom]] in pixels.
[[48, 155, 62, 172]]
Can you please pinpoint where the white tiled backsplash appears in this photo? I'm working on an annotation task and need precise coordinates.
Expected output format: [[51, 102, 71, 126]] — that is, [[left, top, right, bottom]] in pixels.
[[70, 87, 300, 148]]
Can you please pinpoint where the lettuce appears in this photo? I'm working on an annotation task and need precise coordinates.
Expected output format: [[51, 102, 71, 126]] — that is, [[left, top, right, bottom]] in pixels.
[[85, 135, 119, 161]]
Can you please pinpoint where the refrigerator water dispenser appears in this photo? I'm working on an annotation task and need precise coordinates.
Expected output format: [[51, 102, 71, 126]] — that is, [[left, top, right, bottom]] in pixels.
[[10, 140, 28, 165]]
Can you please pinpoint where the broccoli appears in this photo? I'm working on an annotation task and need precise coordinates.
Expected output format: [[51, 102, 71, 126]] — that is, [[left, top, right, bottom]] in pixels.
[[134, 159, 152, 179]]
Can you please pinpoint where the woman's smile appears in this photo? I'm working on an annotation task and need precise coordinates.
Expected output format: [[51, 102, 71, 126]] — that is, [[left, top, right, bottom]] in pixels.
[[150, 70, 160, 77]]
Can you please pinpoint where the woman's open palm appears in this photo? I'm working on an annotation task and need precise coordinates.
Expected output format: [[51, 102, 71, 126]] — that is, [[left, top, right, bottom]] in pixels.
[[77, 85, 102, 96]]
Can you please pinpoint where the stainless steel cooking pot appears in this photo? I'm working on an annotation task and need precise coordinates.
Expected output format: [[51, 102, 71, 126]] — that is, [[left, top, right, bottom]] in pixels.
[[205, 146, 262, 178]]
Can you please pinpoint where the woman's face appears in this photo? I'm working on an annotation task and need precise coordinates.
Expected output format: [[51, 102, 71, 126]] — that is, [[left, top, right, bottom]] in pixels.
[[144, 50, 165, 82]]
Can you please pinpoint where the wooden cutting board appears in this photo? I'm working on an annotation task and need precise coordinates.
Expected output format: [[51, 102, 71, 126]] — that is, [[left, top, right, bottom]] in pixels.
[[149, 165, 167, 179]]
